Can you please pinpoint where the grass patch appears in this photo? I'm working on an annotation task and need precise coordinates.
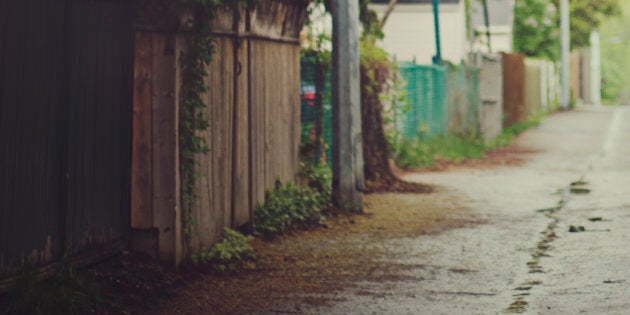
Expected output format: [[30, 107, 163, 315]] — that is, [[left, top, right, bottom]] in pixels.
[[1, 262, 101, 315], [394, 135, 485, 169], [392, 116, 543, 169], [486, 116, 542, 149]]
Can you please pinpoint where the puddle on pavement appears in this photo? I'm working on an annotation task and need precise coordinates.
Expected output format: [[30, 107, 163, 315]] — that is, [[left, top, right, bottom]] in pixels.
[[570, 180, 588, 186], [604, 279, 625, 284], [570, 187, 591, 195], [506, 298, 528, 313], [568, 225, 586, 232], [569, 179, 591, 195], [537, 206, 561, 214]]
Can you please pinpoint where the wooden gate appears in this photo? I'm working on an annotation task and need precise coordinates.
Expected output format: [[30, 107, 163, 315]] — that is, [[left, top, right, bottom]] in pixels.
[[130, 1, 305, 264], [0, 0, 133, 279]]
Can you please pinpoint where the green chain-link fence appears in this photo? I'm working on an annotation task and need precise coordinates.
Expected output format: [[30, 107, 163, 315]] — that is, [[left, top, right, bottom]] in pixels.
[[395, 62, 481, 140], [300, 58, 482, 166], [445, 63, 481, 137], [396, 63, 448, 138], [300, 56, 332, 167]]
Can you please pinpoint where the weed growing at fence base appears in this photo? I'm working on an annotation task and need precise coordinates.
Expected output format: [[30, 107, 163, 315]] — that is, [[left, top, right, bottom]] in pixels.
[[1, 262, 101, 314], [192, 228, 257, 273], [392, 116, 542, 170], [487, 116, 542, 149], [253, 181, 329, 238], [253, 164, 332, 238], [393, 135, 485, 169]]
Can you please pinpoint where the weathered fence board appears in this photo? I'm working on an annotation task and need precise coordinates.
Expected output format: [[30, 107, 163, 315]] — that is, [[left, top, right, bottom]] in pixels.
[[502, 53, 525, 127], [233, 39, 251, 227], [524, 59, 543, 117], [132, 32, 154, 229], [152, 33, 180, 263], [128, 0, 304, 264], [193, 36, 235, 252]]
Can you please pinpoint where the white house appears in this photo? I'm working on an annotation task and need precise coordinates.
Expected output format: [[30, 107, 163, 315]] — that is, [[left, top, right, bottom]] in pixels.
[[370, 0, 468, 64], [470, 0, 515, 54]]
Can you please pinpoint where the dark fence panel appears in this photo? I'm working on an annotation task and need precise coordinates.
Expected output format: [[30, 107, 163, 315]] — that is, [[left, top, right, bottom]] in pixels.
[[0, 0, 67, 276], [65, 0, 133, 255], [0, 0, 132, 277]]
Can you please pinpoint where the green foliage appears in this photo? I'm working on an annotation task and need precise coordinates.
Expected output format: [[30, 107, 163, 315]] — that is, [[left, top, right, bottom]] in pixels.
[[393, 135, 485, 169], [600, 0, 630, 104], [192, 228, 257, 272], [514, 0, 620, 59], [299, 162, 332, 196], [1, 263, 101, 315], [392, 115, 543, 169], [513, 0, 559, 60], [551, 0, 619, 48], [359, 0, 384, 40], [316, 0, 384, 39], [178, 0, 261, 239], [253, 180, 328, 237], [487, 116, 542, 149], [360, 39, 391, 66]]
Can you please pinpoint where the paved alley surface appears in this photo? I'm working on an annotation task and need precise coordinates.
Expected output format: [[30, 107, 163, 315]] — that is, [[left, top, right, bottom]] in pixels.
[[313, 106, 630, 314]]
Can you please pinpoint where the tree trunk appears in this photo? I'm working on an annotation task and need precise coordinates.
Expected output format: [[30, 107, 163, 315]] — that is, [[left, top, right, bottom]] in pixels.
[[360, 63, 397, 187], [360, 59, 432, 193]]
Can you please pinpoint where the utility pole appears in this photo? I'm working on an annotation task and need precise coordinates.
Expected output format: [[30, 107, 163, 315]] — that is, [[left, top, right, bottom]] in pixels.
[[332, 0, 364, 212], [560, 0, 570, 109], [590, 30, 602, 105]]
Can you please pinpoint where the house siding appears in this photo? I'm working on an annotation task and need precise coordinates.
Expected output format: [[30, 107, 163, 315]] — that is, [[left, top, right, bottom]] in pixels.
[[372, 3, 467, 64]]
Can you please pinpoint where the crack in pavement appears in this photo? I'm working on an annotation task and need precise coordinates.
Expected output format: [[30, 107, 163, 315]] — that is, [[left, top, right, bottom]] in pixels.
[[506, 108, 626, 313], [504, 185, 570, 313]]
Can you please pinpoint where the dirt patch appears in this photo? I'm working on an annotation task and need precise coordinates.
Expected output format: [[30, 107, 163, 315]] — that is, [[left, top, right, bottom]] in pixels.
[[85, 191, 479, 314]]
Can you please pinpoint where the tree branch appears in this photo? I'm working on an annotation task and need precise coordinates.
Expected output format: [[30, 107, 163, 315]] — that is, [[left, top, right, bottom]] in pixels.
[[379, 0, 398, 28]]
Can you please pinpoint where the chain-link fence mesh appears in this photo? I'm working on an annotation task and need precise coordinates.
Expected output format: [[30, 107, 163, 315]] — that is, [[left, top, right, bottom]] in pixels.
[[396, 63, 448, 139], [300, 56, 332, 167], [300, 58, 482, 166], [395, 62, 481, 140], [446, 63, 481, 137]]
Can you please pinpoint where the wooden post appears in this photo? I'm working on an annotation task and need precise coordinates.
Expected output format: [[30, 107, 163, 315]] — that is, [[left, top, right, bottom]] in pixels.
[[332, 0, 364, 212], [152, 33, 181, 267]]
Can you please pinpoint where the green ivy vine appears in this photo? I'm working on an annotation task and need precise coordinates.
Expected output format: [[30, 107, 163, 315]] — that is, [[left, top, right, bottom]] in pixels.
[[178, 0, 258, 239], [177, 0, 320, 244]]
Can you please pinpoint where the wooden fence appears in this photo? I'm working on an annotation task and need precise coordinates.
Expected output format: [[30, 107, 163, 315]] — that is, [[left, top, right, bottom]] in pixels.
[[0, 0, 133, 281], [130, 0, 305, 264], [502, 53, 526, 127]]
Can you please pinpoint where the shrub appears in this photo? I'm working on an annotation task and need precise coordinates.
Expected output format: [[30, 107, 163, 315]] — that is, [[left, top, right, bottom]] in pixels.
[[192, 228, 257, 272], [253, 180, 327, 237]]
